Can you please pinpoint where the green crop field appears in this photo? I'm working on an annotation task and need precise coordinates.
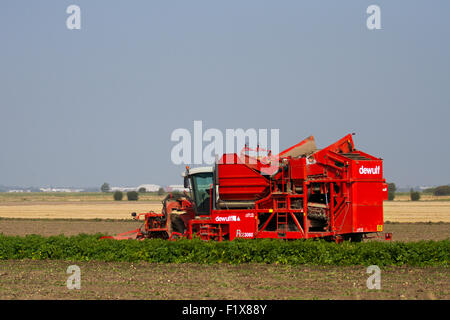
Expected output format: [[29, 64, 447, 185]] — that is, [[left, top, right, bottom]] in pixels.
[[1, 234, 448, 266]]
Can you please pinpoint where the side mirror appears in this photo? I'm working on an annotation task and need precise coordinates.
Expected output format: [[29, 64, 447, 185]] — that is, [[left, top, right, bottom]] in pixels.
[[184, 176, 189, 188]]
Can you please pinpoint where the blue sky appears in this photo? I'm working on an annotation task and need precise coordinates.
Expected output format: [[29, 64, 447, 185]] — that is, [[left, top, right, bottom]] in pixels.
[[0, 1, 449, 188]]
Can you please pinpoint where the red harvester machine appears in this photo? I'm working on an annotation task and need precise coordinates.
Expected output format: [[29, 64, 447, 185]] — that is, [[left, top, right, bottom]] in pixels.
[[102, 133, 391, 242]]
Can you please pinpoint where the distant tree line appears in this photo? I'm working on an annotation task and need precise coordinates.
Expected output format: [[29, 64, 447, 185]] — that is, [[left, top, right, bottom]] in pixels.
[[101, 182, 171, 201], [423, 185, 450, 196], [110, 185, 178, 201], [387, 182, 450, 201], [100, 183, 110, 193], [113, 191, 138, 201]]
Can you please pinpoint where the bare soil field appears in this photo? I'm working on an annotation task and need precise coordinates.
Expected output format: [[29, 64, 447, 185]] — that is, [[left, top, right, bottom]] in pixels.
[[0, 219, 141, 237], [0, 260, 447, 300], [0, 219, 448, 241], [381, 222, 449, 241]]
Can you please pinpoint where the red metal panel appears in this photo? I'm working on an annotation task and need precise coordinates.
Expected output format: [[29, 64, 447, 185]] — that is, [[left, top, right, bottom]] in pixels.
[[306, 164, 325, 176], [382, 183, 388, 200], [352, 188, 383, 229], [211, 210, 257, 240], [290, 158, 307, 180], [218, 154, 270, 201]]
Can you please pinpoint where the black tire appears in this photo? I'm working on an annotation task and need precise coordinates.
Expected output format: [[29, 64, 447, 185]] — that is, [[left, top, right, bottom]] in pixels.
[[171, 216, 186, 235], [350, 233, 363, 242]]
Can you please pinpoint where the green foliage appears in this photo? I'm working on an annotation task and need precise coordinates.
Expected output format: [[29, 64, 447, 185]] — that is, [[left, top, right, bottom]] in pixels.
[[157, 187, 165, 196], [0, 234, 448, 266], [410, 189, 421, 201], [138, 187, 146, 193], [433, 185, 450, 196], [100, 183, 110, 193], [113, 191, 123, 201], [387, 183, 396, 201], [127, 191, 139, 201]]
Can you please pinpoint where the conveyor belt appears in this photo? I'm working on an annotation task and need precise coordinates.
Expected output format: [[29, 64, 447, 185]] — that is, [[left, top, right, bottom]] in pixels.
[[341, 153, 371, 160]]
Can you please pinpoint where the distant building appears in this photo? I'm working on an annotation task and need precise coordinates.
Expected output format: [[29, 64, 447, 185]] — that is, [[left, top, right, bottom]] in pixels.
[[110, 187, 138, 192], [136, 184, 161, 192], [39, 188, 84, 192], [110, 184, 161, 193], [166, 185, 189, 192]]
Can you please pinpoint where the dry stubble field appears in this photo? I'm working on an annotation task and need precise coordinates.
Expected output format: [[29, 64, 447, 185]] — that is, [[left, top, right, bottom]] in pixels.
[[0, 192, 448, 222], [0, 193, 448, 300]]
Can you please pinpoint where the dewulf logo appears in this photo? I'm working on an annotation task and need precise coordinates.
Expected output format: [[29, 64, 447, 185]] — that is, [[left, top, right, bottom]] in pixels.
[[215, 216, 240, 222], [236, 229, 253, 238], [359, 165, 380, 175]]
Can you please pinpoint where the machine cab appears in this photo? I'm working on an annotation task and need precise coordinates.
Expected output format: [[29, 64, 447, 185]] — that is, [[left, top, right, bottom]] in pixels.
[[183, 166, 214, 215]]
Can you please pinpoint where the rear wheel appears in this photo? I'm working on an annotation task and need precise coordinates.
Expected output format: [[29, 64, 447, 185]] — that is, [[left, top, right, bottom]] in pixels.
[[347, 233, 363, 242]]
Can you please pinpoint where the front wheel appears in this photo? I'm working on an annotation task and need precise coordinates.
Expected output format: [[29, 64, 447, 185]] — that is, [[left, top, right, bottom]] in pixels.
[[171, 215, 186, 235]]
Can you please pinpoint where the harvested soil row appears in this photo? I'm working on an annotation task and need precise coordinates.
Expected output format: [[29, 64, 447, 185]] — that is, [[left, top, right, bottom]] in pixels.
[[0, 260, 448, 300], [0, 219, 448, 242], [0, 219, 141, 237]]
